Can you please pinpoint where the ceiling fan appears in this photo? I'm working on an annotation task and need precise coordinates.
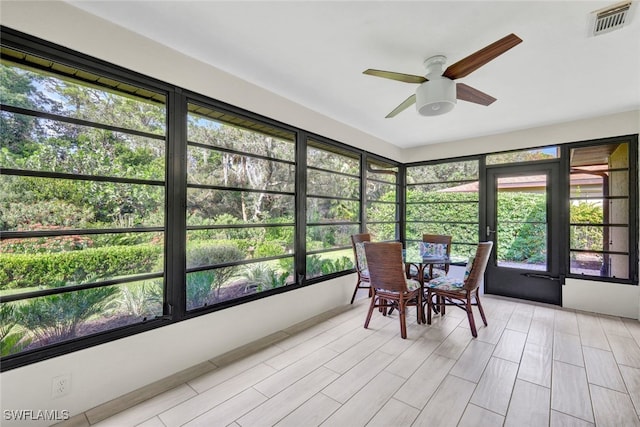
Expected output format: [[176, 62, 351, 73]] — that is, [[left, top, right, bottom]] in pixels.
[[363, 33, 523, 117]]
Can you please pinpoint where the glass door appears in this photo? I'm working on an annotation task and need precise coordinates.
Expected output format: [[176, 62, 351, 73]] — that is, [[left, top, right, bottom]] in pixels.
[[485, 162, 563, 305]]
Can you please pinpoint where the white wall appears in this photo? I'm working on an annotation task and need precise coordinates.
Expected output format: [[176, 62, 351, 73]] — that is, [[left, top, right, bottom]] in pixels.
[[1, 0, 639, 422]]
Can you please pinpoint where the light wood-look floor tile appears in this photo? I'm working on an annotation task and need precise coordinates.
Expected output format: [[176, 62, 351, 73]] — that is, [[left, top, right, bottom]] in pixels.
[[528, 319, 555, 348], [583, 346, 626, 392], [577, 312, 610, 351], [322, 350, 394, 403], [449, 339, 494, 383], [504, 379, 550, 426], [493, 329, 527, 363], [393, 353, 456, 409], [599, 314, 633, 338], [274, 392, 340, 427], [554, 331, 585, 367], [590, 384, 640, 427], [518, 341, 552, 387], [458, 404, 504, 427], [238, 366, 339, 426], [608, 334, 640, 368], [364, 398, 419, 427], [411, 375, 475, 427], [551, 361, 594, 423], [550, 410, 595, 427], [620, 365, 640, 417], [182, 388, 267, 427], [555, 309, 580, 336], [320, 370, 405, 427], [93, 384, 196, 427], [87, 296, 640, 427], [470, 356, 519, 415]]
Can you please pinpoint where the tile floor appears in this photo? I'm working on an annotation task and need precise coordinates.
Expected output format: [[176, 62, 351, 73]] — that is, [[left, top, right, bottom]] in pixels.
[[90, 294, 640, 426]]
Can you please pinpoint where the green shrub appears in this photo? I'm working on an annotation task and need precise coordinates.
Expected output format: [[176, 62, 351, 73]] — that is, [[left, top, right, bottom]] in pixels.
[[107, 280, 162, 318], [241, 263, 288, 293], [254, 241, 287, 258], [16, 285, 118, 343], [0, 244, 162, 290], [186, 243, 244, 302], [0, 304, 31, 356]]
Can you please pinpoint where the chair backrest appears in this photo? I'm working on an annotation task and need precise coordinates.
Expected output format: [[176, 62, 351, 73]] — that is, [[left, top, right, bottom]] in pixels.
[[421, 234, 452, 257], [351, 233, 371, 272], [363, 242, 408, 293], [464, 241, 493, 291]]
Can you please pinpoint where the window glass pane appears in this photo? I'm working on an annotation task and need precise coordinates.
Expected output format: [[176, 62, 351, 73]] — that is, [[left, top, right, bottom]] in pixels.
[[307, 170, 360, 198], [187, 189, 294, 224], [187, 146, 295, 192], [187, 227, 294, 259], [1, 176, 164, 231], [569, 142, 630, 279], [307, 224, 359, 250], [406, 182, 479, 201], [406, 222, 478, 252], [496, 175, 548, 271], [367, 201, 397, 224], [570, 169, 628, 198], [0, 232, 164, 294], [1, 280, 163, 355], [367, 159, 398, 183], [366, 181, 396, 201], [187, 258, 294, 310], [307, 141, 359, 172], [406, 202, 478, 223], [306, 249, 354, 279], [366, 222, 397, 241], [406, 160, 478, 183], [570, 225, 629, 252], [0, 112, 165, 180], [486, 146, 559, 165], [0, 61, 165, 136], [307, 198, 359, 223], [570, 252, 628, 279], [187, 107, 294, 162]]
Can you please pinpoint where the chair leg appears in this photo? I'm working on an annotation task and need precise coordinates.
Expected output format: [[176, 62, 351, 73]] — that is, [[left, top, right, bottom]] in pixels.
[[399, 299, 407, 339], [364, 294, 377, 329], [350, 281, 360, 304], [466, 292, 478, 337], [426, 290, 433, 325], [475, 290, 488, 326]]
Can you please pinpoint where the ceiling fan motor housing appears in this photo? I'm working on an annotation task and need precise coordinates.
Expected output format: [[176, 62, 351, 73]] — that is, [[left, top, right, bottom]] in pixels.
[[416, 78, 456, 116]]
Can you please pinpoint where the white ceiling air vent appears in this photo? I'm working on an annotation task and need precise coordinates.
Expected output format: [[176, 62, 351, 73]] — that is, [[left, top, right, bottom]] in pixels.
[[590, 1, 635, 36]]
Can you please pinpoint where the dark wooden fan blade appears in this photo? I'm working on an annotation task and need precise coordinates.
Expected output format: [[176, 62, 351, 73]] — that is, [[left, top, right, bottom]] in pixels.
[[386, 94, 416, 118], [456, 83, 496, 106], [364, 69, 427, 84], [443, 33, 522, 80]]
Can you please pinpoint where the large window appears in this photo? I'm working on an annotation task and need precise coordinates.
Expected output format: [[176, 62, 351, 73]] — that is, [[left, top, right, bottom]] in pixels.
[[0, 47, 167, 356], [366, 157, 399, 241], [569, 140, 634, 279], [186, 103, 296, 309], [405, 159, 480, 257], [305, 140, 360, 279]]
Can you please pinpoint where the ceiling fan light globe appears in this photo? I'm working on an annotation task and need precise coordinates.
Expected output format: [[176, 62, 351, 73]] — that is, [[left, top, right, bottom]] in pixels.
[[415, 78, 456, 116]]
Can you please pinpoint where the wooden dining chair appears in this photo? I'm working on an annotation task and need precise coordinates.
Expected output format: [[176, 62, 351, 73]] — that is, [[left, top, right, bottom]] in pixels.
[[425, 241, 493, 337], [350, 233, 372, 304], [406, 234, 452, 281], [421, 234, 452, 279], [363, 241, 422, 339]]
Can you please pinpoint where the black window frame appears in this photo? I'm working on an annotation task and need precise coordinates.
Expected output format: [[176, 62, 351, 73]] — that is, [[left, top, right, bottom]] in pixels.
[[0, 27, 401, 371]]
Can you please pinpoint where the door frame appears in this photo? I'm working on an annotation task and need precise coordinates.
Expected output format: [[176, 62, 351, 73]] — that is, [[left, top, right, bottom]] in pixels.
[[483, 161, 565, 305]]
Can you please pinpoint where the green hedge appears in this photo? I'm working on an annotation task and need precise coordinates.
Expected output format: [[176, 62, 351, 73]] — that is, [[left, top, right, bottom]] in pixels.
[[0, 244, 162, 290]]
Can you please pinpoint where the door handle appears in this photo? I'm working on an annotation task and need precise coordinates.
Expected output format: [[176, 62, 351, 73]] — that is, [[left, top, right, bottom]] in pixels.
[[486, 226, 496, 236]]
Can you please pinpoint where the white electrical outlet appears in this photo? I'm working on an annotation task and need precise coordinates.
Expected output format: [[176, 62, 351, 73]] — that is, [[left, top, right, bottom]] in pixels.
[[51, 374, 71, 398]]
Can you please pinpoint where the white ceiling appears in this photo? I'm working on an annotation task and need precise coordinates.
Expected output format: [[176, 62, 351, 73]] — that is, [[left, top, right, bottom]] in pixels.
[[68, 1, 640, 149]]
